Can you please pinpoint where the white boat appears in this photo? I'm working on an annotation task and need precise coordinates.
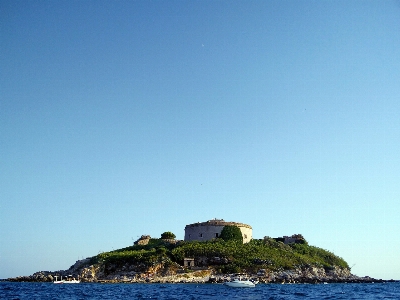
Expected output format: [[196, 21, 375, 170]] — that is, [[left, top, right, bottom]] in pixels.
[[53, 276, 64, 284], [224, 277, 256, 288], [53, 275, 80, 284], [63, 278, 80, 284]]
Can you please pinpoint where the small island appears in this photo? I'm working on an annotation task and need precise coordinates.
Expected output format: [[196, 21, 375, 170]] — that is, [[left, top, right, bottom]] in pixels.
[[5, 219, 395, 284]]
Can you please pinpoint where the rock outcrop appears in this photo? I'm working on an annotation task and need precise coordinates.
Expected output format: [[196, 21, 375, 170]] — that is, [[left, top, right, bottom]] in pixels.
[[134, 235, 151, 246], [6, 260, 393, 284]]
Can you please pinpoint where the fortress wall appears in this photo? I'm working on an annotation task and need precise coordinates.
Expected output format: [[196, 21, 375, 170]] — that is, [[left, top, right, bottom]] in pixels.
[[184, 220, 253, 243], [184, 224, 223, 241], [240, 226, 253, 243]]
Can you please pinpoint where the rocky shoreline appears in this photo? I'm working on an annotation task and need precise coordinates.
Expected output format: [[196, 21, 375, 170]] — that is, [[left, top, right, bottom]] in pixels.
[[4, 258, 397, 284]]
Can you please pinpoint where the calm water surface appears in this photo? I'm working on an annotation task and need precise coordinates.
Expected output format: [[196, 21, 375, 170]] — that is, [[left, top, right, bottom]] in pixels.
[[1, 282, 399, 299]]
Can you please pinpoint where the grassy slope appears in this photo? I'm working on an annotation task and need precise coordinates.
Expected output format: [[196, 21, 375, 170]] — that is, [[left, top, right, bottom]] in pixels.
[[91, 238, 349, 274]]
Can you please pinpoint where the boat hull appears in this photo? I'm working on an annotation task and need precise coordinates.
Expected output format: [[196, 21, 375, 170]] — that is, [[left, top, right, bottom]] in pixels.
[[224, 280, 255, 288], [63, 280, 80, 284], [53, 276, 80, 284]]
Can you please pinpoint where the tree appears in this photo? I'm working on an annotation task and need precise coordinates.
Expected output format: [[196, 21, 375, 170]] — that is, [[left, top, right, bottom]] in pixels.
[[161, 231, 176, 239], [219, 225, 243, 243], [156, 247, 167, 256]]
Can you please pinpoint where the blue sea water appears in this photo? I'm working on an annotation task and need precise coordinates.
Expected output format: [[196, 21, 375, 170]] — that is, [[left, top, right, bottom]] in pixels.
[[1, 282, 399, 300]]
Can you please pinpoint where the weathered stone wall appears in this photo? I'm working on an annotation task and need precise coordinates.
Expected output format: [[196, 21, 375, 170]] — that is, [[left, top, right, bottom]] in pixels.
[[184, 219, 253, 243]]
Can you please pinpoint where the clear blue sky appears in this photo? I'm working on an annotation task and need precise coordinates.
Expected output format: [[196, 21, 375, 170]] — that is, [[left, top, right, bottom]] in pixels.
[[1, 0, 399, 280]]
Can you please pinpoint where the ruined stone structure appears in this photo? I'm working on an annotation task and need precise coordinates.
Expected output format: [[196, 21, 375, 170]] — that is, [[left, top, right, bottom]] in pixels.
[[184, 219, 252, 243], [276, 234, 306, 245], [134, 235, 151, 246]]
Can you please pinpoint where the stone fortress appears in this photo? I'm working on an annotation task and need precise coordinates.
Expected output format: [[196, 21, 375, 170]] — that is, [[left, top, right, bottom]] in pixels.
[[184, 219, 253, 243]]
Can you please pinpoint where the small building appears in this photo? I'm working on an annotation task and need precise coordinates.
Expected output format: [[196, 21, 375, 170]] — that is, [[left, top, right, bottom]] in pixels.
[[184, 219, 253, 243], [183, 258, 195, 267], [283, 236, 298, 244]]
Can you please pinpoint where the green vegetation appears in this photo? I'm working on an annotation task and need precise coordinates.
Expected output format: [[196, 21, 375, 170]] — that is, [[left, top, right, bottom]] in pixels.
[[90, 235, 349, 275], [219, 225, 243, 243], [161, 231, 176, 239]]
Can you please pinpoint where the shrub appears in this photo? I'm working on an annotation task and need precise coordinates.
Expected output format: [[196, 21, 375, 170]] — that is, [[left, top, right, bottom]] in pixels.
[[161, 232, 176, 239], [156, 247, 167, 256], [220, 225, 243, 243]]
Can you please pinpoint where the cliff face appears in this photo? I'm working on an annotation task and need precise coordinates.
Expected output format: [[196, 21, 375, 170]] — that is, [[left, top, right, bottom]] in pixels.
[[6, 258, 386, 284], [256, 266, 353, 284]]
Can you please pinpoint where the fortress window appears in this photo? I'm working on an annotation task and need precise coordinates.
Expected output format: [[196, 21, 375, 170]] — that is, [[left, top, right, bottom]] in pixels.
[[244, 234, 247, 239], [199, 233, 203, 238], [215, 233, 219, 238]]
